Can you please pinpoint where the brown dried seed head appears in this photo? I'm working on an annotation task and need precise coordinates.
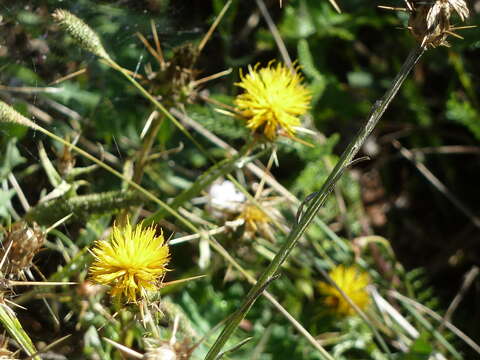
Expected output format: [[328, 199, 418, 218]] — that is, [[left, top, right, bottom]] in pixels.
[[404, 0, 470, 47], [0, 222, 45, 277], [446, 0, 469, 20], [407, 0, 470, 47], [409, 3, 450, 47], [52, 9, 111, 60]]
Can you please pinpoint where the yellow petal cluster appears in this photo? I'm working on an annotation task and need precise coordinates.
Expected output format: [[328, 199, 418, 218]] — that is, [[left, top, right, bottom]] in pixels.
[[234, 62, 311, 140], [89, 220, 170, 302], [318, 265, 370, 316]]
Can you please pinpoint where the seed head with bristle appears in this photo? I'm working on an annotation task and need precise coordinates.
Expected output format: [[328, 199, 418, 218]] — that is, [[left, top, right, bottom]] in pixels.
[[0, 101, 37, 129], [427, 0, 470, 27], [407, 0, 470, 47], [380, 0, 472, 47], [52, 9, 111, 60], [0, 222, 45, 278]]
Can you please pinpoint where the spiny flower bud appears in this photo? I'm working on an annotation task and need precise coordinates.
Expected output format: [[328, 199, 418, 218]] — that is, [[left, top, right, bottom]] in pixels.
[[0, 101, 38, 129], [52, 9, 111, 60], [0, 221, 45, 278]]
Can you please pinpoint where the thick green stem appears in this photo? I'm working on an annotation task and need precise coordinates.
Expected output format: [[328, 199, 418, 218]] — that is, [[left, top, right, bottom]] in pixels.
[[205, 45, 425, 360], [26, 190, 144, 225]]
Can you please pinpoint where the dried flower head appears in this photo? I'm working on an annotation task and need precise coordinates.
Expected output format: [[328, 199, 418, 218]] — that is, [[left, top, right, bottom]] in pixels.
[[52, 9, 111, 60], [0, 222, 45, 278], [144, 343, 177, 360], [89, 220, 170, 302], [234, 61, 311, 140], [143, 311, 194, 360], [239, 203, 271, 238], [144, 341, 193, 360], [237, 190, 287, 242], [318, 265, 370, 316], [407, 0, 470, 47]]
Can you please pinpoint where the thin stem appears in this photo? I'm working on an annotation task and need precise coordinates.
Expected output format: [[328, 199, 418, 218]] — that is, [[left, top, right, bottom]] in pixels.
[[103, 59, 212, 160], [206, 237, 335, 359], [28, 123, 197, 233], [255, 0, 292, 68], [205, 44, 425, 360], [9, 109, 329, 357], [198, 0, 232, 53]]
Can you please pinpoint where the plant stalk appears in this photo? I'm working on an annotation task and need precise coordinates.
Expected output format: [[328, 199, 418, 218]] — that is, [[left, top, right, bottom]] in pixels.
[[2, 103, 331, 357], [104, 59, 212, 160], [205, 44, 426, 360]]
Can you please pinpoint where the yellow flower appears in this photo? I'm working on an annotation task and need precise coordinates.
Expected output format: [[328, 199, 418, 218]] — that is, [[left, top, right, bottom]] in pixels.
[[318, 265, 370, 316], [234, 61, 311, 140], [89, 220, 170, 302], [240, 203, 270, 233]]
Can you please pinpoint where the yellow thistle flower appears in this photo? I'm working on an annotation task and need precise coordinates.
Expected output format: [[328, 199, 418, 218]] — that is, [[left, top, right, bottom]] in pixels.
[[318, 265, 370, 316], [234, 61, 311, 140], [89, 220, 170, 302]]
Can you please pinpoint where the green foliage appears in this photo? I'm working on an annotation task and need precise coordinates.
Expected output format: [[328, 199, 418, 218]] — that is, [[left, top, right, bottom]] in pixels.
[[446, 93, 480, 140], [401, 332, 433, 360], [1, 0, 478, 359], [298, 39, 327, 105], [0, 139, 25, 181]]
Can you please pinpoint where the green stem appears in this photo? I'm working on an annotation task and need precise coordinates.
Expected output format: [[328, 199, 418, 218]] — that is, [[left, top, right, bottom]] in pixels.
[[205, 45, 426, 360], [0, 304, 40, 359], [8, 113, 331, 357], [28, 124, 198, 233], [26, 190, 145, 225]]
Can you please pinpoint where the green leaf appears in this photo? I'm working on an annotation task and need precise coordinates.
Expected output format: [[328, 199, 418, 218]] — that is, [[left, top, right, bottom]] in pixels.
[[0, 138, 26, 181], [446, 93, 480, 140], [0, 188, 15, 219], [298, 39, 327, 105], [400, 332, 433, 360]]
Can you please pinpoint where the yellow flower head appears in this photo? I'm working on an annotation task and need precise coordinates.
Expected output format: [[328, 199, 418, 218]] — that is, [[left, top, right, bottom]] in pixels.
[[89, 220, 170, 302], [234, 61, 311, 140], [318, 265, 370, 316], [240, 203, 269, 231]]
